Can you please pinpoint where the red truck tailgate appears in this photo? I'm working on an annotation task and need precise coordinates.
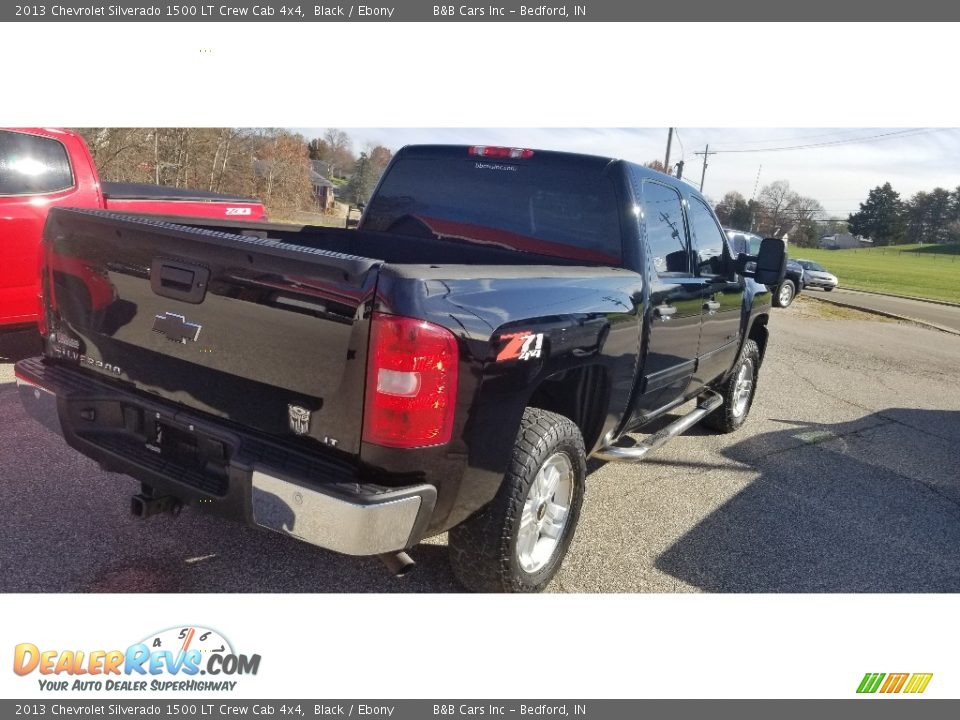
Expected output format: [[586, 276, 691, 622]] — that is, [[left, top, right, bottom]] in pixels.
[[102, 181, 266, 220]]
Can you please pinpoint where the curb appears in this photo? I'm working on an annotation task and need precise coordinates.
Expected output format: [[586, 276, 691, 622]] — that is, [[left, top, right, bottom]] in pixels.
[[803, 295, 960, 336], [831, 286, 960, 308]]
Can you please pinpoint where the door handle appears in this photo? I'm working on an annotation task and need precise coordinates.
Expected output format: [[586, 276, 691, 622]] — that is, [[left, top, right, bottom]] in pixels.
[[703, 300, 721, 314], [654, 304, 676, 321], [150, 259, 210, 304]]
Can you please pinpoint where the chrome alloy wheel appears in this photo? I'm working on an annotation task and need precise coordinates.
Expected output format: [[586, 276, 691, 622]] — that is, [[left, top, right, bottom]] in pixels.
[[731, 358, 755, 418], [516, 452, 575, 574]]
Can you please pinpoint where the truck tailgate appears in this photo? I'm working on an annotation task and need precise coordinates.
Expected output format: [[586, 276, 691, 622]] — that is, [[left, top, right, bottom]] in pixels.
[[102, 182, 267, 220], [43, 209, 381, 454]]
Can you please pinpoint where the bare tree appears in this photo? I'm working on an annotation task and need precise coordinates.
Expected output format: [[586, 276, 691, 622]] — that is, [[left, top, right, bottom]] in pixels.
[[757, 180, 797, 237], [366, 143, 393, 179], [786, 195, 825, 247], [74, 127, 312, 218], [320, 129, 355, 179]]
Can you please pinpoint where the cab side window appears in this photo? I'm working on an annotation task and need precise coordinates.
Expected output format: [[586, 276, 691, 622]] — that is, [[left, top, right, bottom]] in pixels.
[[642, 181, 689, 277], [687, 197, 729, 278]]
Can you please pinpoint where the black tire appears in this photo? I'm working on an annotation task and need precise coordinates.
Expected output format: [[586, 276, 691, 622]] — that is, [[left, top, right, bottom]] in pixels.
[[448, 408, 586, 593], [702, 339, 760, 434], [824, 286, 834, 292], [772, 279, 796, 308]]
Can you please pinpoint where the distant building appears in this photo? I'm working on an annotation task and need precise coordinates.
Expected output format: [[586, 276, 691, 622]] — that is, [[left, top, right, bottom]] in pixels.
[[311, 159, 336, 179], [309, 167, 336, 212], [820, 233, 873, 249]]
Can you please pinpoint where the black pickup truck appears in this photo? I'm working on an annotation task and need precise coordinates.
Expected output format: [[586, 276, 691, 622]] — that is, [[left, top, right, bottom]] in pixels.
[[16, 145, 785, 592]]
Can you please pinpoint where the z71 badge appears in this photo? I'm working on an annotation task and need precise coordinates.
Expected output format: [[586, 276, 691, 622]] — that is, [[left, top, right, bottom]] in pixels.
[[496, 331, 545, 362]]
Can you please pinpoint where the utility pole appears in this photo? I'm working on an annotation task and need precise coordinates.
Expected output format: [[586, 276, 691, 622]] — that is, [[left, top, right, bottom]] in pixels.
[[750, 164, 763, 201], [694, 144, 717, 192], [750, 164, 762, 232], [664, 128, 674, 175]]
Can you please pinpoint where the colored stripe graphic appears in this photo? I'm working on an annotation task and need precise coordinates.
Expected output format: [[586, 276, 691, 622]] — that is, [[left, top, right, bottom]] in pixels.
[[904, 673, 933, 694], [857, 673, 885, 693], [857, 672, 932, 694], [879, 673, 909, 693]]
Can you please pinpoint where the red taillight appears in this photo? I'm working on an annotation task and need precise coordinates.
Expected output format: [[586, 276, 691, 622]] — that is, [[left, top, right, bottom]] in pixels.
[[468, 146, 534, 160], [363, 312, 459, 449]]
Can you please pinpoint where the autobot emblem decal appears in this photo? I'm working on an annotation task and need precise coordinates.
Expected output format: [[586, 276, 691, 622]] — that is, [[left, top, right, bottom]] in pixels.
[[288, 405, 311, 435], [153, 312, 202, 344], [496, 331, 545, 362]]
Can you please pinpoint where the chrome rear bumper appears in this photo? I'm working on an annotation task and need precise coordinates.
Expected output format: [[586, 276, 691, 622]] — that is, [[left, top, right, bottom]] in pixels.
[[252, 468, 434, 556]]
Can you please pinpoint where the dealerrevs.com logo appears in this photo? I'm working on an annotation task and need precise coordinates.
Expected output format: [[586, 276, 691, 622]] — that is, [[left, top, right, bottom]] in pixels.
[[13, 626, 261, 693]]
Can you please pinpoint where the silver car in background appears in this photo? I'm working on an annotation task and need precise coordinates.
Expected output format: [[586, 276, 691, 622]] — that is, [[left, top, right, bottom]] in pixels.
[[795, 259, 839, 291]]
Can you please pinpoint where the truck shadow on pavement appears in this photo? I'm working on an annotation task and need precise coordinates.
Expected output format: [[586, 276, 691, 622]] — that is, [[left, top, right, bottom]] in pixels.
[[654, 408, 960, 592]]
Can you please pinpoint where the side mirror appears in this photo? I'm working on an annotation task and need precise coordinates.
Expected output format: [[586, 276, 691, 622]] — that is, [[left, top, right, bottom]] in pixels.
[[736, 237, 786, 287]]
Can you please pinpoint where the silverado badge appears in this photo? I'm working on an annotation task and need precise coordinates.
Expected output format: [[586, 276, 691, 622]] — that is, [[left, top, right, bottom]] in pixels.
[[288, 405, 311, 435]]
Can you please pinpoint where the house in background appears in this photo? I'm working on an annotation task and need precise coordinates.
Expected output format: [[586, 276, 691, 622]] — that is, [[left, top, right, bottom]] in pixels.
[[251, 157, 339, 213], [820, 233, 873, 249], [310, 162, 336, 212]]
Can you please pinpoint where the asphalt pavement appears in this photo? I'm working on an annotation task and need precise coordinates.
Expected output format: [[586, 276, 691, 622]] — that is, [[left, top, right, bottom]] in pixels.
[[806, 286, 960, 333], [1, 300, 959, 593]]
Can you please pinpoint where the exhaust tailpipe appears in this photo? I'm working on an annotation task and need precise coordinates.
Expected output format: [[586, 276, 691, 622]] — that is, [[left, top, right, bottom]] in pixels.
[[130, 493, 183, 519], [378, 551, 415, 577]]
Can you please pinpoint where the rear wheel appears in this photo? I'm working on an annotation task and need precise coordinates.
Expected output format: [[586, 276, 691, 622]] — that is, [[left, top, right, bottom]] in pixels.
[[772, 280, 796, 308], [703, 339, 759, 434], [448, 408, 586, 593]]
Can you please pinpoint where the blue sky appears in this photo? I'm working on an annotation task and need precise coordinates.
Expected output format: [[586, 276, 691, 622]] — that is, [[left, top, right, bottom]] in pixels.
[[296, 128, 960, 219]]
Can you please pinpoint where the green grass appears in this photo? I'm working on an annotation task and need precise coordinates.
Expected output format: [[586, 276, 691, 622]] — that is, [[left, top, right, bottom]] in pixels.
[[791, 243, 960, 303]]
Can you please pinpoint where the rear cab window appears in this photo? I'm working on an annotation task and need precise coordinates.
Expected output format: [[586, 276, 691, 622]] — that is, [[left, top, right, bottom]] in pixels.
[[640, 180, 690, 276], [362, 147, 623, 265], [0, 130, 74, 196], [687, 196, 731, 278]]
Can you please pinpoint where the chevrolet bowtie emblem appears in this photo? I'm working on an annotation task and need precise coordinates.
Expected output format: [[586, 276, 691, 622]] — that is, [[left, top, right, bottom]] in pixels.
[[153, 312, 202, 344]]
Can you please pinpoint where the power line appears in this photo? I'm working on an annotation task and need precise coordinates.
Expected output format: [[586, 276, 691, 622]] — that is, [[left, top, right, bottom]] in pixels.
[[714, 127, 886, 147], [712, 128, 942, 154]]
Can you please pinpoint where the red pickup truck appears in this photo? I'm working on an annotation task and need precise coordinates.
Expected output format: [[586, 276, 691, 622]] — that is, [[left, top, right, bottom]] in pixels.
[[0, 128, 266, 329]]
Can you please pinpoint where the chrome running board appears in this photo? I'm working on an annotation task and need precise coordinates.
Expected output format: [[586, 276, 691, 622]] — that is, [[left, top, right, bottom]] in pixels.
[[593, 390, 724, 463]]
